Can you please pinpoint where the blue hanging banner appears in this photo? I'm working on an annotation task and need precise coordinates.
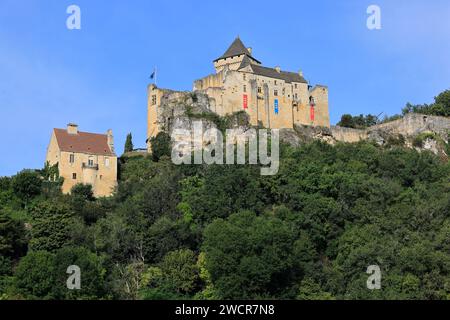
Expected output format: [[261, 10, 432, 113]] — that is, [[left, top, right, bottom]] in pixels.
[[274, 99, 279, 115]]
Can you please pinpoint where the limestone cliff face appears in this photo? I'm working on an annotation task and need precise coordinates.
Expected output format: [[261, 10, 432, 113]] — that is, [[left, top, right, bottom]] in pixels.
[[153, 91, 252, 153], [281, 114, 450, 158], [154, 90, 450, 158]]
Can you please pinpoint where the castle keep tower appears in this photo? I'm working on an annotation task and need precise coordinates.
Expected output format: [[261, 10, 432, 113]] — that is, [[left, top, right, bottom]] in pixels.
[[147, 37, 330, 151], [213, 37, 262, 73]]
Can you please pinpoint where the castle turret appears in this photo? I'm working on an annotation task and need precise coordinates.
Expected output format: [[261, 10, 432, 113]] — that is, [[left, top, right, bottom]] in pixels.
[[213, 37, 261, 73]]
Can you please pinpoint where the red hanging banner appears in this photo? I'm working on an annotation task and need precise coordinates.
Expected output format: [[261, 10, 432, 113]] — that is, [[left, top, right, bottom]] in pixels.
[[310, 105, 315, 121], [243, 94, 248, 109]]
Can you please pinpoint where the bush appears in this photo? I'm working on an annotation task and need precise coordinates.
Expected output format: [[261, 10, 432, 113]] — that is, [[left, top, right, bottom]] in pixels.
[[412, 132, 436, 148], [150, 132, 172, 161], [12, 171, 42, 204]]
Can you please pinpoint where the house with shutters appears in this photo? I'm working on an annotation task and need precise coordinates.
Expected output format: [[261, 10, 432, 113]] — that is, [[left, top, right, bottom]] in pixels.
[[45, 123, 118, 197]]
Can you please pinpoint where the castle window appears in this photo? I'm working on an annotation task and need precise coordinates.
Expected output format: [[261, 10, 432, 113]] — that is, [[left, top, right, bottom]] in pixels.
[[151, 95, 157, 105], [258, 87, 262, 93], [282, 88, 285, 96], [243, 85, 247, 93], [274, 80, 277, 85], [105, 157, 110, 167], [295, 84, 298, 89], [295, 93, 298, 100], [69, 154, 75, 163], [274, 90, 278, 96], [243, 74, 246, 81], [88, 157, 94, 167], [72, 173, 77, 180]]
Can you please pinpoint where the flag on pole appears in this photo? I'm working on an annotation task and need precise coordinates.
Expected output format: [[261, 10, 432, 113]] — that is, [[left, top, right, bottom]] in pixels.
[[149, 67, 157, 86], [150, 68, 156, 80]]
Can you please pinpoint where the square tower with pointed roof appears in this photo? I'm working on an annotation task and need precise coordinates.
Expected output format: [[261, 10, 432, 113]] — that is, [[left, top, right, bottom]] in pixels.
[[213, 37, 262, 73]]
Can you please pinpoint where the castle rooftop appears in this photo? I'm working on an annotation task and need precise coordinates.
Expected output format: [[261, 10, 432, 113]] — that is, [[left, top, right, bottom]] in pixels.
[[213, 37, 261, 64], [239, 55, 307, 84]]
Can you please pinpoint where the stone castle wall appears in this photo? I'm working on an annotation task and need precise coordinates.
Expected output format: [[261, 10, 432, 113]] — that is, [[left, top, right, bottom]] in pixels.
[[329, 114, 450, 144]]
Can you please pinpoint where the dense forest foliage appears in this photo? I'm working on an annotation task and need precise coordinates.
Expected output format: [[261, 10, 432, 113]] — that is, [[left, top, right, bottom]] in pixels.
[[1, 138, 450, 300]]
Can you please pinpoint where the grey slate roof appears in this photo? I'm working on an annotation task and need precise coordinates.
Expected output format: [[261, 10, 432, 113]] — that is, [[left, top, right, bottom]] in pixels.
[[214, 37, 261, 64], [239, 57, 307, 84], [238, 55, 253, 69]]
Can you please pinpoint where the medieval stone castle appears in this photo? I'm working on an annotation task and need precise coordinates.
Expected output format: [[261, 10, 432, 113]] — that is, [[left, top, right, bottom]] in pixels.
[[147, 37, 330, 150]]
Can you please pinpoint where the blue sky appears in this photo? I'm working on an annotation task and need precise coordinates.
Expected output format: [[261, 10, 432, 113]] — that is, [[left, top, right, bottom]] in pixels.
[[0, 0, 449, 176]]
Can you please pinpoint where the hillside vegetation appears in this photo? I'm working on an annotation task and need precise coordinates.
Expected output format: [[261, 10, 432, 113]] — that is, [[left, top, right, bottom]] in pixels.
[[1, 138, 450, 300]]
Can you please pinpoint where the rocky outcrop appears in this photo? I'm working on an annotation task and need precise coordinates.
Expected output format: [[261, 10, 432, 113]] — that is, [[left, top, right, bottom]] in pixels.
[[287, 114, 450, 157], [155, 90, 449, 157]]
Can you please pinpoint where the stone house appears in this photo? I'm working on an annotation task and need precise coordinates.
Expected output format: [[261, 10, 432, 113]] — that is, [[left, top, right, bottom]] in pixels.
[[46, 123, 117, 197]]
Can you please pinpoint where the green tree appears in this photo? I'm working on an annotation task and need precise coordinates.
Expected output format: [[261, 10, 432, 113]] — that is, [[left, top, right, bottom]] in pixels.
[[12, 170, 42, 205], [337, 114, 378, 129], [124, 133, 134, 153], [403, 89, 450, 117], [0, 211, 27, 259], [150, 132, 171, 161], [53, 246, 107, 299], [71, 184, 95, 201], [159, 249, 199, 295], [14, 251, 56, 299], [28, 201, 76, 252], [297, 278, 335, 300], [40, 162, 63, 197], [203, 211, 300, 299], [337, 114, 356, 128]]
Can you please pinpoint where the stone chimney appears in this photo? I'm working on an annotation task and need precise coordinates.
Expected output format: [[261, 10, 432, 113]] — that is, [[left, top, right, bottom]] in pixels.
[[67, 123, 78, 135], [247, 47, 252, 55], [275, 66, 281, 73], [107, 129, 115, 153]]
